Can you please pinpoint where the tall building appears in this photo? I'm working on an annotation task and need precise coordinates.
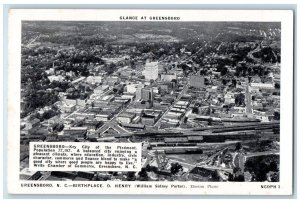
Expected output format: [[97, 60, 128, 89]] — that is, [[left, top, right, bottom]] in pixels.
[[189, 74, 205, 88], [141, 88, 153, 102], [135, 87, 142, 101], [142, 62, 159, 81]]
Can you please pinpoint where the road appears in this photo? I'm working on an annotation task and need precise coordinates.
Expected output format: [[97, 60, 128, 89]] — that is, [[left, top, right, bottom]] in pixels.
[[26, 34, 40, 48], [244, 150, 279, 159], [272, 50, 278, 62], [233, 151, 279, 171], [95, 99, 132, 137], [199, 165, 233, 173], [247, 41, 263, 63], [168, 158, 196, 170], [97, 121, 129, 135], [154, 78, 190, 128], [245, 79, 253, 114], [94, 67, 146, 136]]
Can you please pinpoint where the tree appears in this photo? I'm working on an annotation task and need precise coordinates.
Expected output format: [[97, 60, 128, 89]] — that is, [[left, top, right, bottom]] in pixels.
[[235, 142, 242, 151], [220, 67, 228, 76], [270, 172, 279, 182], [235, 93, 245, 106], [228, 173, 234, 181], [104, 63, 117, 75], [138, 168, 148, 181], [156, 98, 162, 103], [274, 112, 280, 120], [171, 79, 178, 85], [145, 164, 151, 172], [232, 79, 237, 88], [170, 162, 183, 175], [256, 163, 269, 181], [56, 123, 64, 132], [269, 161, 278, 172], [192, 107, 199, 114], [207, 118, 213, 125], [126, 172, 136, 181], [145, 164, 158, 173], [234, 174, 245, 182], [222, 79, 227, 86], [206, 108, 212, 116], [233, 167, 245, 182], [89, 138, 98, 142], [211, 170, 220, 181], [28, 114, 37, 121], [42, 109, 57, 120]]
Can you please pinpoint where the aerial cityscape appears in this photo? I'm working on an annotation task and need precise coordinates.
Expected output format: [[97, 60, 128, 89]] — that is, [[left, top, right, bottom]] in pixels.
[[20, 21, 280, 182]]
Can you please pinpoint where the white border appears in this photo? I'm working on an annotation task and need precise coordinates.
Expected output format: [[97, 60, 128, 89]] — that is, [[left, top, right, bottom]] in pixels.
[[7, 9, 294, 195]]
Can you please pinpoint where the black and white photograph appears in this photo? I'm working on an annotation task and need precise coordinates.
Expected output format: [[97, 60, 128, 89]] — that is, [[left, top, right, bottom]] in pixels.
[[19, 20, 281, 182], [6, 9, 294, 195]]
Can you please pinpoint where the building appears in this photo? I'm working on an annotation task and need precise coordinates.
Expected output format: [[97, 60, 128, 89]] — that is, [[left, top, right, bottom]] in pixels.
[[158, 82, 170, 91], [76, 98, 87, 107], [107, 76, 120, 86], [63, 127, 87, 139], [121, 123, 145, 131], [64, 98, 77, 106], [121, 94, 135, 102], [71, 76, 86, 85], [94, 85, 109, 95], [142, 62, 159, 81], [174, 100, 190, 108], [161, 73, 177, 82], [250, 83, 275, 90], [126, 83, 144, 94], [233, 106, 247, 113], [74, 112, 95, 120], [135, 87, 142, 101], [119, 70, 132, 77], [126, 84, 138, 94], [188, 167, 216, 181], [66, 71, 75, 77], [153, 87, 160, 94], [224, 93, 235, 104], [76, 172, 95, 180], [116, 113, 136, 124], [20, 168, 42, 180], [99, 95, 115, 105], [86, 76, 102, 84], [48, 75, 64, 82], [141, 110, 161, 126], [63, 98, 87, 107], [62, 103, 76, 113], [26, 118, 40, 129], [95, 112, 113, 121], [84, 121, 103, 131], [47, 115, 61, 125], [141, 88, 153, 102], [141, 114, 156, 126], [189, 74, 205, 88], [165, 111, 183, 119]]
